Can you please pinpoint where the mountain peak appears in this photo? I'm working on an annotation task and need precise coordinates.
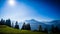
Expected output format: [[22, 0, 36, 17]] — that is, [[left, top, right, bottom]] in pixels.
[[25, 19, 39, 23], [30, 19, 36, 21]]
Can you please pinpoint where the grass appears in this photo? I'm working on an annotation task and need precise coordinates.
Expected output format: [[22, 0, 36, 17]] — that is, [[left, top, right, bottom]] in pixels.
[[0, 25, 47, 34]]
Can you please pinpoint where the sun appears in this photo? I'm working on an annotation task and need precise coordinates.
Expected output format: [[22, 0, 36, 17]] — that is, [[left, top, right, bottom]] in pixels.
[[8, 0, 15, 6]]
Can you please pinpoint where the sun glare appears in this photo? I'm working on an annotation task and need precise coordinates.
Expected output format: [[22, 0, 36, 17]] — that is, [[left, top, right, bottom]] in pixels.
[[8, 0, 15, 6]]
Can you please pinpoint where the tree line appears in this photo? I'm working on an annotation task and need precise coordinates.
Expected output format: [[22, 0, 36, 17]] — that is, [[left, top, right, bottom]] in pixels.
[[0, 19, 60, 33], [0, 19, 31, 30]]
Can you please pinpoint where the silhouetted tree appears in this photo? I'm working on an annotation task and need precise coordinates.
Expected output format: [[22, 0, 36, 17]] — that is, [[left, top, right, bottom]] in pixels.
[[51, 25, 60, 34], [21, 22, 26, 30], [39, 25, 42, 31], [51, 25, 55, 32], [0, 19, 5, 25], [44, 27, 48, 32], [55, 26, 59, 32], [6, 19, 11, 27], [21, 22, 31, 30], [26, 23, 31, 30], [15, 21, 19, 29]]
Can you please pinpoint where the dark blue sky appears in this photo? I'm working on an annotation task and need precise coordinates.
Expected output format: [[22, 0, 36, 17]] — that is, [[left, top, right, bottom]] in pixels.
[[0, 0, 60, 22]]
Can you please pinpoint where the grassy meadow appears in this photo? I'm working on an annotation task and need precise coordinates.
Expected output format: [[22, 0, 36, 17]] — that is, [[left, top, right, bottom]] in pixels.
[[0, 25, 46, 34]]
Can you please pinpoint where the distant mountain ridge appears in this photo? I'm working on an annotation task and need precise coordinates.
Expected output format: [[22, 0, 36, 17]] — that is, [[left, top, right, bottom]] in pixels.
[[19, 19, 60, 30], [25, 19, 46, 30]]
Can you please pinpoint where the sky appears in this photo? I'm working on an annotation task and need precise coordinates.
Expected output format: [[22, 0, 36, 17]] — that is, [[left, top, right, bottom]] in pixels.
[[0, 0, 60, 22]]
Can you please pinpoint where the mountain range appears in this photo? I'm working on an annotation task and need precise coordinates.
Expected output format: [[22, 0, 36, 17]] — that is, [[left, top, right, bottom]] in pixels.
[[19, 19, 60, 31]]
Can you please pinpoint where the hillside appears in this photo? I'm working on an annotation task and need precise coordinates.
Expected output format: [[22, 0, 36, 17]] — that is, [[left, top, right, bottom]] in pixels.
[[0, 25, 46, 34]]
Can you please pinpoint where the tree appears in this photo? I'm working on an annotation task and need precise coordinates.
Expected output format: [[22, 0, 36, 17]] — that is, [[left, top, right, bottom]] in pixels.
[[55, 26, 59, 32], [44, 27, 48, 32], [15, 21, 19, 29], [6, 19, 11, 27], [0, 19, 5, 25], [51, 25, 55, 32], [21, 22, 26, 30], [21, 22, 31, 30], [26, 23, 31, 30], [39, 25, 42, 31]]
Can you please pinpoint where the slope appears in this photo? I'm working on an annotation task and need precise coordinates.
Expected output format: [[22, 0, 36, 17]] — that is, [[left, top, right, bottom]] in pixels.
[[0, 25, 46, 34]]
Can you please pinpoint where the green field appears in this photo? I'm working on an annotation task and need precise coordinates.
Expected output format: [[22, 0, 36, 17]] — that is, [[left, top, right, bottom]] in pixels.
[[0, 25, 47, 34]]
